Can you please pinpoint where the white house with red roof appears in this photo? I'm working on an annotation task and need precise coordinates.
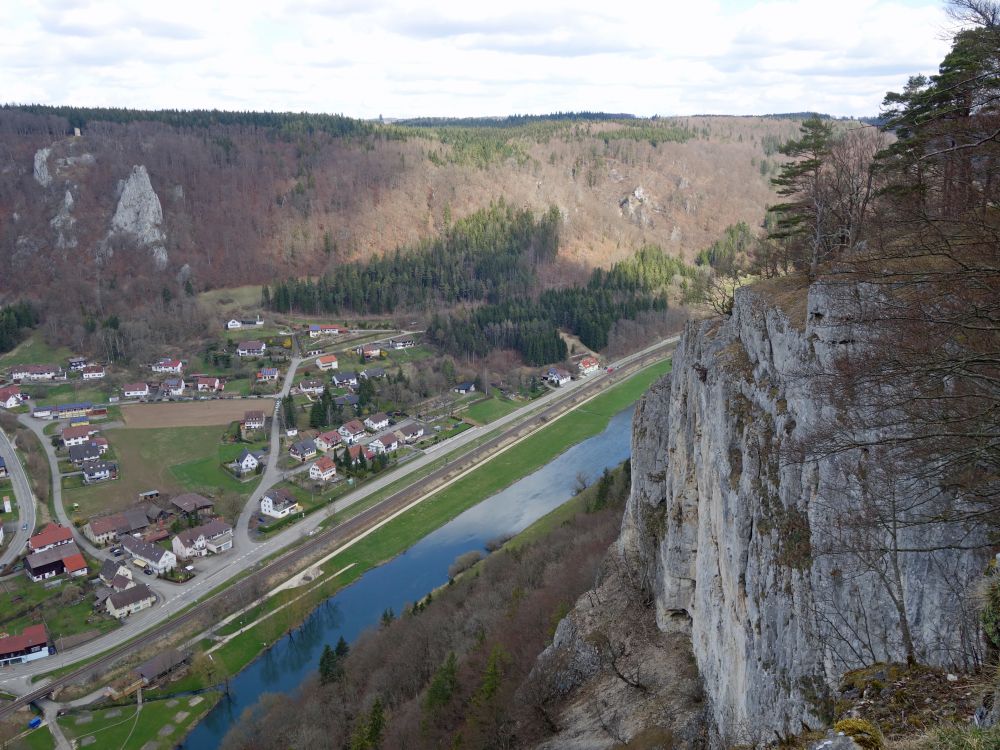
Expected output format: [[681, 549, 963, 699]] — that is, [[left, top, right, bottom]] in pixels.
[[315, 430, 342, 452], [236, 340, 267, 358], [370, 433, 399, 455], [577, 357, 600, 375], [123, 382, 150, 398], [10, 364, 61, 381], [61, 424, 99, 447], [346, 444, 375, 465], [196, 376, 222, 392], [152, 358, 183, 374], [338, 420, 367, 445], [0, 385, 23, 409], [309, 455, 337, 482], [81, 365, 106, 380], [316, 354, 339, 371], [28, 523, 74, 553]]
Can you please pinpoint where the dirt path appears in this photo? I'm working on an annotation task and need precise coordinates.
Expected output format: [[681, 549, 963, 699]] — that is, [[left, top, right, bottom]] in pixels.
[[120, 399, 269, 428]]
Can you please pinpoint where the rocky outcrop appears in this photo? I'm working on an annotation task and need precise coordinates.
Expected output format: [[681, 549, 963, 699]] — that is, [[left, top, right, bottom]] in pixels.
[[50, 189, 77, 249], [615, 282, 989, 744], [107, 165, 168, 269], [33, 147, 52, 187]]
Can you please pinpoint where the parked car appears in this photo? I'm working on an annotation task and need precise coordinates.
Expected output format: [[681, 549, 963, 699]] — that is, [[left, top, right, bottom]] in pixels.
[[143, 567, 153, 576], [21, 523, 27, 531]]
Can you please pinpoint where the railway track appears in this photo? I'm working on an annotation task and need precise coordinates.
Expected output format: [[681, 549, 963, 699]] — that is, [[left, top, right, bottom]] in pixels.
[[0, 339, 675, 720]]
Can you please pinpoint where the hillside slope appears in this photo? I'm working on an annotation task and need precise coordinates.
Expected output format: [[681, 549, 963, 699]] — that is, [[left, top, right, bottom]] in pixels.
[[0, 111, 798, 300]]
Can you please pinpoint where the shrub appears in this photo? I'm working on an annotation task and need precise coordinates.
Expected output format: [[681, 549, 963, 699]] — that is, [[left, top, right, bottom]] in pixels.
[[833, 718, 884, 750]]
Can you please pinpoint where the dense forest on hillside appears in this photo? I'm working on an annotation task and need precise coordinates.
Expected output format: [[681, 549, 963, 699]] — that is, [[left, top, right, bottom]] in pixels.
[[265, 206, 697, 365], [0, 302, 39, 354]]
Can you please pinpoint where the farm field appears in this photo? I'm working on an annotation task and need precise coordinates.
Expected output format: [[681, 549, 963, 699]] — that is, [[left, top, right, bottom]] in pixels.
[[63, 425, 258, 519], [120, 399, 269, 428]]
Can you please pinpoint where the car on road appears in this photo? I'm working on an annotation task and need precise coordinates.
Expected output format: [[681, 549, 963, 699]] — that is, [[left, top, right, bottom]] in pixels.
[[21, 523, 27, 531], [111, 547, 123, 557], [143, 567, 153, 576]]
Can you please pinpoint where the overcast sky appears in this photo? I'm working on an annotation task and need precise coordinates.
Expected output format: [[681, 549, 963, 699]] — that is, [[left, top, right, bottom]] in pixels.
[[2, 0, 953, 119]]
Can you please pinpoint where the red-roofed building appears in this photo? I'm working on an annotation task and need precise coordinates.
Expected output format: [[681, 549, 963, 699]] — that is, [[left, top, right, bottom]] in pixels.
[[61, 424, 99, 447], [0, 385, 23, 409], [62, 552, 88, 577], [196, 376, 222, 392], [316, 354, 339, 371], [123, 382, 150, 398], [309, 455, 337, 482], [346, 444, 375, 466], [0, 624, 50, 667], [81, 365, 106, 380], [28, 523, 74, 553], [152, 358, 183, 374], [578, 356, 600, 375]]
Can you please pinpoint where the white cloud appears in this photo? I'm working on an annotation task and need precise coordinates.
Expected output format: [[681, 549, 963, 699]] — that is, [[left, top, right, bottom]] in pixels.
[[0, 0, 953, 117]]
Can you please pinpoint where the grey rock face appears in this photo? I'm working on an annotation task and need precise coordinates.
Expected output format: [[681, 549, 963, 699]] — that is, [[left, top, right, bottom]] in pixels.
[[620, 284, 989, 743], [51, 189, 77, 249], [33, 148, 52, 187], [108, 165, 168, 269], [807, 732, 861, 750]]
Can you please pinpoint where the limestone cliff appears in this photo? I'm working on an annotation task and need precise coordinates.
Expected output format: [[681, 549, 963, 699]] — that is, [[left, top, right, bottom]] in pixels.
[[106, 164, 168, 269], [541, 280, 989, 747]]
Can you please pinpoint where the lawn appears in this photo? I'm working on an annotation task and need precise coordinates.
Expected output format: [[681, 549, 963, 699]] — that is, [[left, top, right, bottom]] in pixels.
[[58, 691, 221, 750], [13, 726, 56, 750], [24, 382, 109, 406], [0, 335, 72, 368], [463, 394, 519, 424], [63, 425, 260, 519]]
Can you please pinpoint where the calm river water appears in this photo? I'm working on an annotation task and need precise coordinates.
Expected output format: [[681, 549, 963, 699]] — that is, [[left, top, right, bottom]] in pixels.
[[184, 405, 635, 748]]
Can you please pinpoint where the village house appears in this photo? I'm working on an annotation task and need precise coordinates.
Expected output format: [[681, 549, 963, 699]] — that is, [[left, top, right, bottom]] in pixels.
[[0, 385, 24, 409], [260, 488, 300, 519], [0, 624, 50, 667], [346, 444, 375, 466], [334, 394, 360, 409], [545, 367, 572, 387], [298, 379, 325, 396], [35, 402, 94, 421], [360, 367, 385, 380], [120, 535, 177, 574], [170, 493, 215, 519], [233, 448, 260, 475], [61, 424, 98, 447], [84, 508, 150, 545], [453, 381, 476, 394], [396, 423, 425, 443], [236, 340, 267, 358], [68, 356, 89, 371], [357, 344, 382, 360], [69, 442, 105, 465], [151, 358, 183, 374], [10, 364, 61, 382], [578, 356, 600, 375], [390, 337, 415, 350], [257, 367, 280, 381], [315, 430, 342, 452], [338, 419, 367, 444], [364, 412, 390, 431], [99, 559, 135, 588], [81, 365, 106, 380], [309, 455, 337, 482], [25, 541, 87, 582], [196, 376, 222, 392], [316, 354, 339, 371], [28, 523, 74, 554], [332, 371, 358, 388], [371, 434, 399, 455], [123, 382, 150, 399], [226, 316, 263, 330], [289, 439, 318, 462], [83, 460, 117, 484], [106, 583, 156, 619], [162, 378, 185, 397], [308, 324, 347, 338], [172, 518, 234, 559], [243, 410, 266, 430]]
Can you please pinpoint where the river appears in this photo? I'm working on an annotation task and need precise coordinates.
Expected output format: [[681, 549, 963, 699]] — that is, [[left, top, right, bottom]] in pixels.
[[184, 405, 635, 748]]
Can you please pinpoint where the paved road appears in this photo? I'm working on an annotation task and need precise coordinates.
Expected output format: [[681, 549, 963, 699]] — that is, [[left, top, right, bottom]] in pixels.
[[0, 335, 677, 694], [0, 427, 36, 568]]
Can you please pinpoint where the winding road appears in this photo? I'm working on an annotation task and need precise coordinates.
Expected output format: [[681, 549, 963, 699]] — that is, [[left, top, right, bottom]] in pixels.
[[0, 427, 36, 568]]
